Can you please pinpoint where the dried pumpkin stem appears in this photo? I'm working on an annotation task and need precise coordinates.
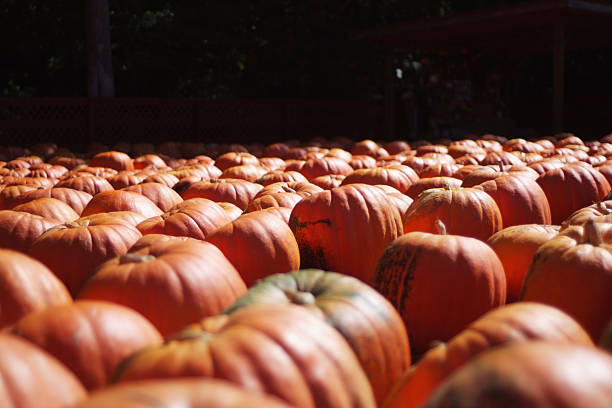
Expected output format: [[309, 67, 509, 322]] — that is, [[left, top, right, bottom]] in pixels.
[[435, 219, 447, 235], [119, 253, 156, 264], [283, 289, 316, 305], [583, 219, 603, 246]]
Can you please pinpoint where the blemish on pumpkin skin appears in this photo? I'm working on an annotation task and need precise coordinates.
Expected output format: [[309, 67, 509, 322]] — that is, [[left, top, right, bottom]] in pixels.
[[299, 244, 328, 271], [374, 244, 417, 309]]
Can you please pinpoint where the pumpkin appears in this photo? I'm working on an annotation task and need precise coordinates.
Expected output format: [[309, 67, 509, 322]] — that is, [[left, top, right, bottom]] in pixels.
[[341, 165, 419, 194], [13, 197, 80, 223], [536, 162, 611, 225], [0, 249, 72, 329], [225, 269, 411, 405], [106, 171, 144, 189], [0, 333, 87, 408], [0, 184, 40, 209], [256, 170, 308, 185], [246, 189, 304, 212], [474, 174, 551, 227], [295, 157, 354, 181], [290, 183, 403, 283], [88, 150, 134, 171], [28, 216, 142, 296], [374, 221, 506, 356], [561, 200, 612, 229], [80, 190, 163, 218], [349, 155, 378, 169], [180, 178, 263, 210], [0, 210, 60, 252], [487, 224, 560, 302], [132, 153, 167, 169], [220, 163, 268, 182], [214, 151, 259, 171], [405, 177, 462, 199], [521, 220, 612, 341], [206, 209, 300, 287], [384, 302, 593, 407], [142, 171, 180, 188], [78, 239, 247, 336], [4, 186, 92, 215], [72, 378, 293, 408], [10, 300, 162, 390], [55, 175, 114, 196], [402, 185, 502, 241], [136, 198, 232, 240], [115, 303, 376, 408], [121, 182, 183, 212], [424, 342, 612, 408]]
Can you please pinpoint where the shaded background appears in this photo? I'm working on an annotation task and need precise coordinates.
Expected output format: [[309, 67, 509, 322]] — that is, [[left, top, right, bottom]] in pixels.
[[1, 0, 611, 145]]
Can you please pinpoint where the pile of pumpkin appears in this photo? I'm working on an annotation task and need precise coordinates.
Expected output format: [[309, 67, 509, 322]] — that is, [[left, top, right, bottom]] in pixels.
[[0, 133, 611, 408]]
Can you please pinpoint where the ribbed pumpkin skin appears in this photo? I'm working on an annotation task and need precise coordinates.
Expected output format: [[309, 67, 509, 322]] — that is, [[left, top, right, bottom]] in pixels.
[[374, 231, 506, 356], [4, 187, 92, 215], [137, 198, 231, 240], [487, 224, 560, 302], [28, 217, 142, 296], [424, 342, 612, 408], [521, 222, 612, 341], [88, 150, 134, 172], [225, 269, 411, 405], [72, 378, 294, 408], [475, 175, 551, 227], [536, 163, 611, 225], [114, 303, 376, 408], [385, 302, 594, 408], [0, 333, 87, 408], [0, 249, 72, 329], [180, 179, 263, 210], [55, 175, 114, 196], [0, 210, 60, 252], [206, 210, 300, 287], [341, 165, 419, 193], [13, 197, 80, 223], [121, 182, 183, 212], [81, 190, 163, 218], [405, 176, 462, 199], [402, 186, 502, 241], [289, 183, 403, 284], [10, 300, 162, 390], [78, 240, 247, 337]]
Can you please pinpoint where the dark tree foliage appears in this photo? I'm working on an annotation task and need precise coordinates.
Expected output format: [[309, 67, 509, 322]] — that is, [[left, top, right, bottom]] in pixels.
[[0, 0, 609, 98]]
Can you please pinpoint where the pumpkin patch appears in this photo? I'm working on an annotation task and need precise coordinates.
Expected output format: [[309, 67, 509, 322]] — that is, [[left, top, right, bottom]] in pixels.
[[0, 133, 610, 406]]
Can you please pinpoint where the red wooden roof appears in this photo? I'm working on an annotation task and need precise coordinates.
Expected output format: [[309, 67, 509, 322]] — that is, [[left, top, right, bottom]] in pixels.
[[351, 0, 612, 53]]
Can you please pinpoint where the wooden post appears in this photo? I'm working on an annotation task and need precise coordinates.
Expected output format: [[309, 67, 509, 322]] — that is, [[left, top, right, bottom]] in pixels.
[[552, 23, 565, 133], [87, 0, 115, 98], [384, 44, 395, 140]]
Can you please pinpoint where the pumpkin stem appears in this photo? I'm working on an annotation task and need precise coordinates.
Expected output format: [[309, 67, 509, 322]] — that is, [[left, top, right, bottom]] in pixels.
[[583, 219, 603, 246], [597, 201, 612, 215], [283, 289, 316, 306], [435, 219, 447, 235], [119, 253, 156, 264]]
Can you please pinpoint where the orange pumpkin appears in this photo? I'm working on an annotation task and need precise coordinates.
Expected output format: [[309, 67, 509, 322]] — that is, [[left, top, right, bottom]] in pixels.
[[424, 342, 612, 408], [78, 239, 247, 336], [11, 300, 162, 390], [402, 185, 502, 241], [374, 221, 506, 356], [290, 183, 403, 284], [206, 209, 300, 287], [115, 303, 376, 408], [521, 220, 612, 341], [0, 333, 87, 408], [226, 269, 411, 405]]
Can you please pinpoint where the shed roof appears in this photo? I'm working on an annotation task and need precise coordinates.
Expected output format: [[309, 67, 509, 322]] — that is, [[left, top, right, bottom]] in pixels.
[[351, 0, 612, 54]]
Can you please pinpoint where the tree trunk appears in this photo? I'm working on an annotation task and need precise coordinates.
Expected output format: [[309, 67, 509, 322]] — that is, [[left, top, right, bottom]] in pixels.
[[87, 0, 115, 97]]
